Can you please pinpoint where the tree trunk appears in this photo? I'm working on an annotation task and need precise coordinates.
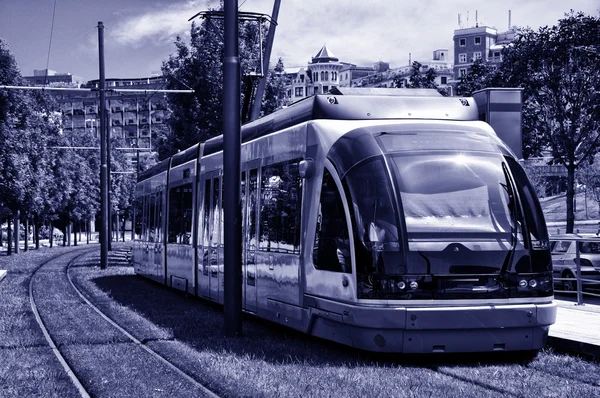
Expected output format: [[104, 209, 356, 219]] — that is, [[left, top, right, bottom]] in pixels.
[[566, 164, 576, 233], [24, 216, 28, 252], [0, 218, 3, 247], [13, 211, 20, 254], [86, 220, 90, 244], [34, 214, 40, 249], [50, 222, 54, 248], [68, 223, 72, 246], [7, 217, 12, 256], [74, 222, 78, 246]]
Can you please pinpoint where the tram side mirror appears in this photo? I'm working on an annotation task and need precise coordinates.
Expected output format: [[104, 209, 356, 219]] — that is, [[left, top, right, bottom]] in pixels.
[[298, 159, 315, 179]]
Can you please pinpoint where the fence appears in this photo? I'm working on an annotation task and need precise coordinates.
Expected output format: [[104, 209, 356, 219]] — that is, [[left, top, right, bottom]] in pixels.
[[550, 235, 600, 305]]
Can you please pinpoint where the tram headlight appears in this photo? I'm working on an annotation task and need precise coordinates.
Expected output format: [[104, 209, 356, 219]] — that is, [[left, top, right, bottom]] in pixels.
[[518, 279, 528, 288], [397, 281, 406, 290], [529, 279, 538, 288], [409, 281, 419, 290]]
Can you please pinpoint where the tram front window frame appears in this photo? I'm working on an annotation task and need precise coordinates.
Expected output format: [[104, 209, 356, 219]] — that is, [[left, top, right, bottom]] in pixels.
[[336, 128, 552, 300]]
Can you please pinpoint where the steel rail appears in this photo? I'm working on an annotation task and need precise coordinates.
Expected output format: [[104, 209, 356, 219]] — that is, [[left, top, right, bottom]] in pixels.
[[66, 251, 221, 398], [29, 249, 96, 398]]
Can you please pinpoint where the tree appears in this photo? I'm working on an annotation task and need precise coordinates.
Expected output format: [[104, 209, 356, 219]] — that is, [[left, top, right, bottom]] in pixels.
[[261, 58, 290, 116], [395, 61, 447, 95], [494, 11, 600, 233], [161, 12, 290, 160], [455, 58, 494, 96]]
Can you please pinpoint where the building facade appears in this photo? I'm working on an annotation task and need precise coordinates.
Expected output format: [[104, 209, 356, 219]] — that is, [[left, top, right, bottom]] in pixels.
[[285, 46, 454, 101], [452, 25, 516, 80], [350, 49, 454, 95], [285, 44, 349, 101], [25, 73, 168, 166]]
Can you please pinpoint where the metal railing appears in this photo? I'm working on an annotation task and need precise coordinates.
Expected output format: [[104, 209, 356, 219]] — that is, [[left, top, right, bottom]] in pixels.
[[550, 235, 600, 305]]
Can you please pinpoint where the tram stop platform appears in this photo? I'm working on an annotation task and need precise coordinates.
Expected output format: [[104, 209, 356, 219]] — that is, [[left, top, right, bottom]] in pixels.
[[549, 299, 600, 359]]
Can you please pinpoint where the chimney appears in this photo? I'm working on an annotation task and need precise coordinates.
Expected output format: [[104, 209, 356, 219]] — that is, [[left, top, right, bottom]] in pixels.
[[475, 10, 478, 27], [508, 10, 512, 30]]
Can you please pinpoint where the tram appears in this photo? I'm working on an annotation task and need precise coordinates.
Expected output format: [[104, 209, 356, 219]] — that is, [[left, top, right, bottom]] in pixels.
[[132, 88, 556, 353]]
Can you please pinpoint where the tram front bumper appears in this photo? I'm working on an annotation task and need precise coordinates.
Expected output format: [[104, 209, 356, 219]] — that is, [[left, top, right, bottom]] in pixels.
[[335, 301, 557, 353]]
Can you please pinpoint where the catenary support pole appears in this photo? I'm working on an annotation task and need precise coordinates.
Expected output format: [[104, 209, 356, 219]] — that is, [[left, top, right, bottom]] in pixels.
[[99, 21, 108, 270], [223, 0, 242, 337], [249, 0, 281, 121]]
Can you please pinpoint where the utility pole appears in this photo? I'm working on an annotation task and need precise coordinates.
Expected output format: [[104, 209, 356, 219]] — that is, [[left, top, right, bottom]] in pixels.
[[249, 0, 281, 121], [98, 21, 108, 270], [223, 0, 242, 337]]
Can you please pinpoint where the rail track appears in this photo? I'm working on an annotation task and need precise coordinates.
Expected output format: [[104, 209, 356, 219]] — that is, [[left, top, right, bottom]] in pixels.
[[29, 247, 220, 398], [22, 246, 600, 398]]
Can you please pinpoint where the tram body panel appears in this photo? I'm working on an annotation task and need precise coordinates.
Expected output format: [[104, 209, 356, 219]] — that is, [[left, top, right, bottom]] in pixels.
[[134, 92, 557, 354], [197, 154, 223, 302], [242, 124, 306, 315], [165, 156, 197, 293], [132, 180, 150, 276]]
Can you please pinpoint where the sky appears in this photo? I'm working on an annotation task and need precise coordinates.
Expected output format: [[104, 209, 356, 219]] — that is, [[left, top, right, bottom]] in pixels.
[[0, 0, 598, 82]]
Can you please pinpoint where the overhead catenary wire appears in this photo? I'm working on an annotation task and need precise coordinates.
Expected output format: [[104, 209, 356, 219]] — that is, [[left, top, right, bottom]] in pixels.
[[43, 0, 58, 89], [0, 85, 193, 93]]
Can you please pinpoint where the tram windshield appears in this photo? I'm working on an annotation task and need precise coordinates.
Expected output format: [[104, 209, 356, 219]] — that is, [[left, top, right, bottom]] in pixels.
[[338, 128, 550, 299]]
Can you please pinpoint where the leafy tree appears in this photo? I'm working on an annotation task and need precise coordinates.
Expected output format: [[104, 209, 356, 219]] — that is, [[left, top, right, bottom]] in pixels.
[[455, 58, 494, 96], [161, 11, 290, 160], [261, 58, 290, 116], [395, 61, 447, 95], [494, 11, 600, 232]]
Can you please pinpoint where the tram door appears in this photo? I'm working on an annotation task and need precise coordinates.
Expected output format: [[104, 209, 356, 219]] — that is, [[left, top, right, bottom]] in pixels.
[[199, 172, 222, 301], [153, 190, 164, 282], [242, 166, 259, 313]]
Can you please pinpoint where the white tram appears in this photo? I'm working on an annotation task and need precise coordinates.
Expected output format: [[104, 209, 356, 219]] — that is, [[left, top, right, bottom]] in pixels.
[[132, 88, 556, 353]]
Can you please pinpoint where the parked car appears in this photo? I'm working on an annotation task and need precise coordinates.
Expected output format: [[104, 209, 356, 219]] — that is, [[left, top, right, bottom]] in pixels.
[[550, 234, 600, 291]]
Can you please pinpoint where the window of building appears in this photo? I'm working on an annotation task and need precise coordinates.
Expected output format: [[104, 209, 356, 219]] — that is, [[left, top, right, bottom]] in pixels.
[[300, 75, 304, 82], [320, 71, 325, 81], [325, 71, 329, 81], [315, 72, 318, 82], [313, 169, 351, 273], [323, 86, 329, 93], [494, 51, 501, 57], [459, 53, 467, 63], [474, 36, 481, 45], [441, 76, 447, 84], [294, 87, 304, 97], [259, 159, 302, 254], [459, 68, 467, 77], [473, 52, 482, 61], [459, 38, 466, 46], [314, 86, 319, 95]]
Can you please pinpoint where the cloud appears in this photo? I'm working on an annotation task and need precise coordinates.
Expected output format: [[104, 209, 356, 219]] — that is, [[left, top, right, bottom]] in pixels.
[[110, 1, 210, 47]]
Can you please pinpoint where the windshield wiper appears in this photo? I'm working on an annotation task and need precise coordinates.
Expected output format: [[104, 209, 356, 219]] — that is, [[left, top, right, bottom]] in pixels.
[[499, 162, 518, 276]]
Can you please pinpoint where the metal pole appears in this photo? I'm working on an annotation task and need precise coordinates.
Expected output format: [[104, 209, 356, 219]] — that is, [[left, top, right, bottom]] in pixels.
[[107, 107, 112, 251], [223, 0, 242, 337], [98, 22, 108, 270], [249, 0, 281, 121], [576, 241, 583, 305]]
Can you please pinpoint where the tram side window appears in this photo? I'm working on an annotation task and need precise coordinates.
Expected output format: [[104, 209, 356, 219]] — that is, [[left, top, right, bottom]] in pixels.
[[259, 160, 302, 253], [168, 183, 193, 244], [134, 198, 143, 240], [155, 193, 163, 243], [313, 169, 351, 273], [148, 194, 156, 242]]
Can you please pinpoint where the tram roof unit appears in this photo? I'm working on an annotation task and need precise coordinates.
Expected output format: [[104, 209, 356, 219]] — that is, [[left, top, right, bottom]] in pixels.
[[138, 88, 481, 182], [203, 88, 479, 156]]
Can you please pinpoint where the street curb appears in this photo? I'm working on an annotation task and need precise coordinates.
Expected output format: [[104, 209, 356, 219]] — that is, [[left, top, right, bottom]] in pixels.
[[0, 270, 6, 283], [547, 336, 600, 360]]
